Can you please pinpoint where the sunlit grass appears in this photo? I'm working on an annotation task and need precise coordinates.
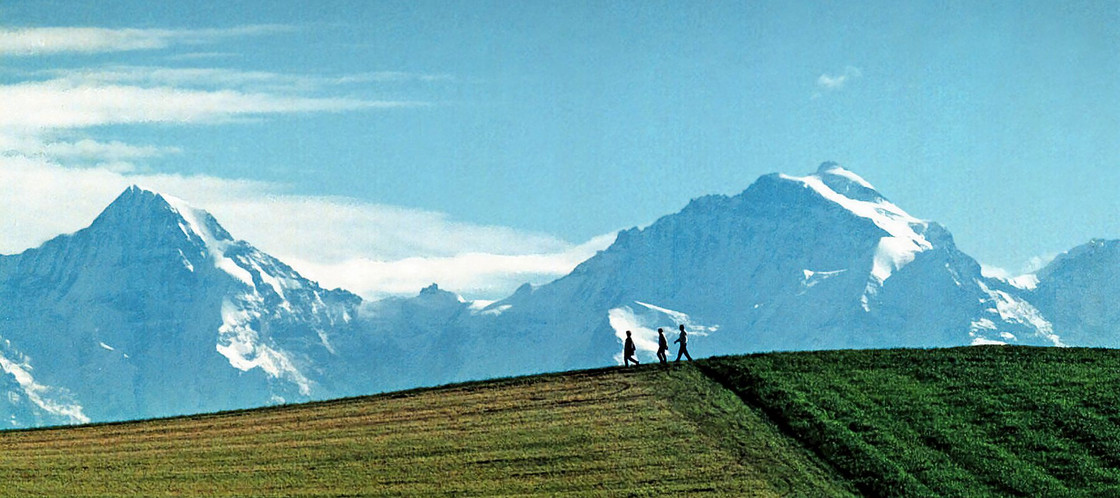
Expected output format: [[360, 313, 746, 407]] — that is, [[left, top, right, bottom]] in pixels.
[[0, 365, 850, 496]]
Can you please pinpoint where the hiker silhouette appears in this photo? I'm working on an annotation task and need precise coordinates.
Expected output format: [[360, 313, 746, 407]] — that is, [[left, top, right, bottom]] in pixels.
[[674, 324, 693, 362], [657, 328, 668, 365], [624, 330, 640, 366]]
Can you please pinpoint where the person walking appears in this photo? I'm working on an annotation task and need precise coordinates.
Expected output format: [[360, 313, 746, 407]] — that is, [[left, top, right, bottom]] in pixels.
[[674, 324, 693, 362], [656, 328, 669, 365], [624, 330, 640, 366]]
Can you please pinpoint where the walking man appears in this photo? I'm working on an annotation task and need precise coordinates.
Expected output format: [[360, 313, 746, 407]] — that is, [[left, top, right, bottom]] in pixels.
[[624, 330, 640, 366], [674, 324, 693, 362], [656, 328, 669, 365]]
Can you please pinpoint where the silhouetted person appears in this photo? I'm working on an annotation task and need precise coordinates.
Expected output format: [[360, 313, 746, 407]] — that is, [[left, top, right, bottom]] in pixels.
[[624, 330, 640, 366], [657, 328, 668, 365], [674, 324, 693, 362]]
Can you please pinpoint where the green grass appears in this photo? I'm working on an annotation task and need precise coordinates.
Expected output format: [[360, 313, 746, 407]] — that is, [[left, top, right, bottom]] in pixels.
[[700, 346, 1120, 497], [0, 365, 850, 497], [9, 346, 1120, 497]]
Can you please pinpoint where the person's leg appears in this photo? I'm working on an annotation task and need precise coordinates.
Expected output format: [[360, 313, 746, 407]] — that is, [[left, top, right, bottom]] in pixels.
[[684, 347, 693, 361]]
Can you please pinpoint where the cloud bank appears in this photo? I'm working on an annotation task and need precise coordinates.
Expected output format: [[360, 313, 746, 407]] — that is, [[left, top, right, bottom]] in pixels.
[[0, 160, 616, 300]]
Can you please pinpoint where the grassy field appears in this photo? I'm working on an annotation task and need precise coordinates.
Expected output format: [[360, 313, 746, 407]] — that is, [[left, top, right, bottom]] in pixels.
[[702, 346, 1120, 497], [9, 346, 1120, 497], [0, 365, 851, 497]]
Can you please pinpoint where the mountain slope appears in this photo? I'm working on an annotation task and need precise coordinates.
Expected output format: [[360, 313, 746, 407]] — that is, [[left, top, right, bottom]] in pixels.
[[1028, 239, 1120, 347], [0, 187, 362, 426]]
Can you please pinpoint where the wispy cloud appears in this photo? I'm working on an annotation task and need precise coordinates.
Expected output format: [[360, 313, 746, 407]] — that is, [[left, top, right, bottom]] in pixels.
[[980, 252, 1058, 282], [39, 66, 306, 89], [33, 66, 454, 93], [817, 66, 862, 89], [1, 135, 179, 161], [0, 160, 615, 300], [813, 66, 863, 99], [0, 24, 505, 299], [166, 52, 240, 61], [188, 196, 616, 300], [0, 25, 290, 56], [0, 79, 422, 130], [331, 72, 457, 84], [287, 234, 616, 300], [0, 24, 441, 169]]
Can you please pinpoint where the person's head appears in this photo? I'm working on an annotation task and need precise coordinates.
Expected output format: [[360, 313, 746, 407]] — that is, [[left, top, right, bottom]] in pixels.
[[658, 328, 663, 334], [626, 330, 631, 337], [679, 324, 685, 332]]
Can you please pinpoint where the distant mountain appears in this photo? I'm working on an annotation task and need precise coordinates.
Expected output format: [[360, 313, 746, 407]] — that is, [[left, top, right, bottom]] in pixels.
[[0, 165, 1110, 428], [456, 163, 1060, 379], [1027, 239, 1120, 347], [0, 187, 361, 426]]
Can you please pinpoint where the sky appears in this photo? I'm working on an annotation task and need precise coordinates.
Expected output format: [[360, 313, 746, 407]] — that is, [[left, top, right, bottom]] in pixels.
[[1, 1, 1118, 300]]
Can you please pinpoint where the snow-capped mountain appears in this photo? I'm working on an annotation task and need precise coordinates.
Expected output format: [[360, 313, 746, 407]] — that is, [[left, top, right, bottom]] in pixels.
[[0, 164, 1110, 428], [0, 186, 361, 426], [461, 162, 1060, 375], [1027, 239, 1120, 347]]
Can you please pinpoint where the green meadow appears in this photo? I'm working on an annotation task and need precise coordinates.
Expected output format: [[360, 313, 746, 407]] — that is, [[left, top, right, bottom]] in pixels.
[[5, 346, 1120, 496], [0, 366, 848, 497], [702, 346, 1120, 497]]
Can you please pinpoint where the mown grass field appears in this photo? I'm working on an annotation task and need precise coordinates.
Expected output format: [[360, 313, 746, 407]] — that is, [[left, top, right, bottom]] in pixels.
[[0, 365, 851, 497], [702, 346, 1120, 497], [7, 346, 1120, 497]]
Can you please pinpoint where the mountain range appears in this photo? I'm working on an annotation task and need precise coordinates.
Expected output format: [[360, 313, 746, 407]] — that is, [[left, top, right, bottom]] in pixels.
[[0, 163, 1112, 428]]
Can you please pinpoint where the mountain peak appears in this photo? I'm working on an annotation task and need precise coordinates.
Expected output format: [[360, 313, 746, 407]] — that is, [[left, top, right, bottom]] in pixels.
[[116, 184, 168, 207], [810, 162, 881, 202], [816, 161, 842, 174], [89, 186, 234, 248], [91, 185, 175, 228]]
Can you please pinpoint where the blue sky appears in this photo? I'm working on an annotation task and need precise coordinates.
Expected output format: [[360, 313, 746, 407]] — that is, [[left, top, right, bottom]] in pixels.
[[1, 1, 1118, 298]]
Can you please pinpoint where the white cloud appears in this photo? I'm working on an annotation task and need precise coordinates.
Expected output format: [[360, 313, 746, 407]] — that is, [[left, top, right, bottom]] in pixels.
[[287, 234, 616, 300], [816, 66, 863, 90], [167, 52, 240, 61], [0, 25, 542, 300], [980, 264, 1014, 281], [204, 195, 574, 263], [39, 66, 315, 91], [0, 79, 421, 130], [42, 139, 178, 161], [1023, 254, 1057, 274], [331, 72, 457, 84], [0, 160, 616, 300], [981, 252, 1059, 280], [0, 25, 289, 56], [0, 135, 179, 165], [34, 66, 454, 93]]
